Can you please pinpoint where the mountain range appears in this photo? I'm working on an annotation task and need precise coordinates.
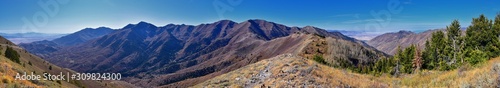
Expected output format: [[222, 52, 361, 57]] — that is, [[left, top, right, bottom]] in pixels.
[[0, 32, 67, 44], [0, 35, 129, 87], [367, 28, 468, 55], [19, 27, 115, 57], [366, 30, 437, 55], [20, 19, 387, 87]]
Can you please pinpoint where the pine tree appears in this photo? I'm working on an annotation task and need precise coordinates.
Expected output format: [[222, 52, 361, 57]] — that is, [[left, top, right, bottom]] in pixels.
[[402, 45, 416, 73], [422, 40, 434, 69], [490, 14, 500, 58], [494, 14, 500, 35], [446, 20, 461, 63], [423, 30, 446, 70], [465, 14, 494, 57]]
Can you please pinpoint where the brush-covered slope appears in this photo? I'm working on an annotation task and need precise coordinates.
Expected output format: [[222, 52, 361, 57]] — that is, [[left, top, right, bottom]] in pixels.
[[198, 54, 500, 87], [0, 36, 15, 46], [195, 54, 386, 87], [0, 36, 111, 88], [367, 30, 439, 55], [41, 20, 386, 87]]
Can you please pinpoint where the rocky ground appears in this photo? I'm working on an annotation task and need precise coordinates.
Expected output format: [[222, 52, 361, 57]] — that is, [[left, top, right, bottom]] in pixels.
[[194, 54, 385, 88]]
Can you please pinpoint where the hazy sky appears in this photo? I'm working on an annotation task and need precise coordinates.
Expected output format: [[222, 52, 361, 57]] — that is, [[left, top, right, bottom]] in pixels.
[[0, 0, 499, 33]]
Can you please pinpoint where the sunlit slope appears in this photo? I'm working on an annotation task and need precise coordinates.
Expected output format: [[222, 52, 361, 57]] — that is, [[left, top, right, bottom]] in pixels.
[[194, 54, 385, 87], [196, 54, 500, 87], [0, 36, 129, 88], [0, 44, 84, 87]]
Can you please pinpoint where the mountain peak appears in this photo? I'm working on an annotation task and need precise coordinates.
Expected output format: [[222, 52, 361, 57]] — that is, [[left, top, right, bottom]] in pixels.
[[397, 30, 414, 34], [129, 21, 157, 29], [246, 19, 271, 23], [216, 19, 236, 23], [96, 27, 112, 30], [137, 21, 154, 26], [303, 26, 317, 29]]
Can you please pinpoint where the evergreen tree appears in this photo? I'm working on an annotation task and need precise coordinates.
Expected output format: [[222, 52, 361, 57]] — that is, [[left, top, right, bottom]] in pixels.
[[401, 45, 416, 73], [465, 14, 495, 57], [423, 30, 446, 70], [422, 40, 434, 69], [446, 20, 462, 64], [491, 14, 500, 58], [465, 49, 487, 66], [4, 47, 20, 64], [494, 14, 500, 35]]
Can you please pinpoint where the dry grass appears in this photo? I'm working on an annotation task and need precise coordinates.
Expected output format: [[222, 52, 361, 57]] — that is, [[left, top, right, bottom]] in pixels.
[[0, 58, 41, 88], [0, 45, 115, 88], [372, 57, 500, 87], [194, 54, 386, 88], [195, 54, 500, 88]]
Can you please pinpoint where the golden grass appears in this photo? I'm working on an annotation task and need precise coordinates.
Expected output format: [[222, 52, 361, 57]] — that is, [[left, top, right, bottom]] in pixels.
[[0, 60, 41, 88], [196, 55, 500, 87], [372, 57, 500, 87]]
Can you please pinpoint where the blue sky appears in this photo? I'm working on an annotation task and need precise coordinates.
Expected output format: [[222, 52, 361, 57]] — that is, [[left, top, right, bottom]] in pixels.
[[0, 0, 499, 33]]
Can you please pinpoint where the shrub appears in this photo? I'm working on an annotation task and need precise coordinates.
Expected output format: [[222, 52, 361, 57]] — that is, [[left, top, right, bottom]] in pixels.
[[4, 47, 20, 64], [465, 49, 488, 66], [313, 54, 327, 65]]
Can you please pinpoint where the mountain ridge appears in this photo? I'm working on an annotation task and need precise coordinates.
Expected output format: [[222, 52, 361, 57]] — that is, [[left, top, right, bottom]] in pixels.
[[23, 19, 387, 87], [367, 30, 440, 55]]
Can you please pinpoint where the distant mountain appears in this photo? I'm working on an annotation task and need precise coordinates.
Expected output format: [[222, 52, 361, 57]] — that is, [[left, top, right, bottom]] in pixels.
[[19, 27, 116, 57], [329, 30, 384, 41], [0, 35, 118, 88], [0, 32, 67, 44], [52, 27, 115, 46], [367, 30, 440, 55], [39, 20, 386, 87], [18, 40, 60, 57]]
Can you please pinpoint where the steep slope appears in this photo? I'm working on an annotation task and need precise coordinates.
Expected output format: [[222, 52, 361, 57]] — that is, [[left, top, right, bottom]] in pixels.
[[367, 30, 439, 55], [19, 27, 115, 57], [0, 36, 15, 46], [43, 20, 386, 87], [0, 36, 111, 88], [18, 40, 60, 58]]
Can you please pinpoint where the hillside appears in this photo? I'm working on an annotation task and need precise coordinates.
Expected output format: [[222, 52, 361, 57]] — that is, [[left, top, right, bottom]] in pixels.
[[367, 30, 439, 55], [0, 36, 112, 88], [0, 36, 15, 46], [37, 20, 386, 87], [195, 54, 386, 87], [19, 27, 115, 57], [197, 53, 500, 87]]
